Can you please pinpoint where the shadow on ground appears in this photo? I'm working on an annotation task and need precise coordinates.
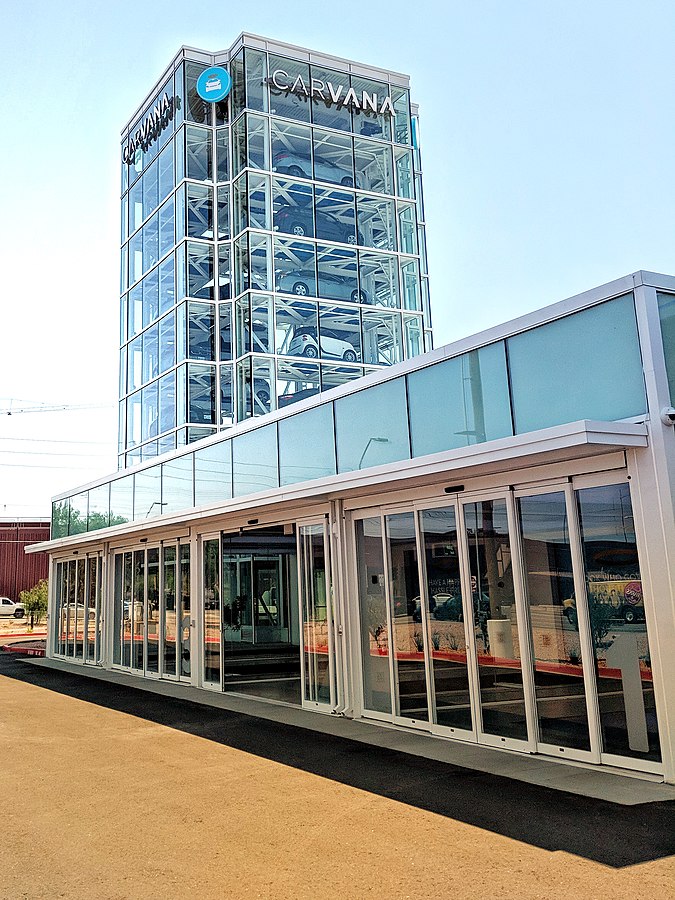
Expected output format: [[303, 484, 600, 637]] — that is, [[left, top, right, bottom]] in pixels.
[[2, 652, 673, 868]]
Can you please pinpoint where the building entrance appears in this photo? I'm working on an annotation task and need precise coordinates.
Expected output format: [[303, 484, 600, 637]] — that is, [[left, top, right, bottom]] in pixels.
[[352, 478, 662, 771]]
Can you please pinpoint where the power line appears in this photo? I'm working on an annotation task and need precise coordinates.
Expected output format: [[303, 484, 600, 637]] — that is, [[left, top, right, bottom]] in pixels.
[[0, 449, 113, 458], [1, 402, 115, 415], [0, 436, 111, 445]]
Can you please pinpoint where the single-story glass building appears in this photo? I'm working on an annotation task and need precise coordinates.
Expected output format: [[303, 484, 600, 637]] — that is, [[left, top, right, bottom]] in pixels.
[[31, 270, 675, 784]]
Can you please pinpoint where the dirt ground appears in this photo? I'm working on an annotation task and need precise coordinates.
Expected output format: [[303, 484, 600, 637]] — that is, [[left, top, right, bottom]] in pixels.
[[1, 655, 673, 900]]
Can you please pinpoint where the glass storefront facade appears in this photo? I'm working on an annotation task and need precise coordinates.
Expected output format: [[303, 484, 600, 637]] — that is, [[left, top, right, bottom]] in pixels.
[[118, 38, 431, 468]]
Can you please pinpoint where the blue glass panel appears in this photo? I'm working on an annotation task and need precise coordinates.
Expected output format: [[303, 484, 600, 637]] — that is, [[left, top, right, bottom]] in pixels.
[[657, 292, 675, 403], [408, 342, 512, 457], [232, 424, 279, 497], [507, 295, 646, 433], [335, 378, 410, 473], [162, 454, 195, 514], [195, 440, 232, 506], [279, 404, 336, 486]]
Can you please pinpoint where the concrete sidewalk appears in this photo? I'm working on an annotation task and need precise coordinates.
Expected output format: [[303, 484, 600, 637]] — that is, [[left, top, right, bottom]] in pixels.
[[1, 652, 674, 900]]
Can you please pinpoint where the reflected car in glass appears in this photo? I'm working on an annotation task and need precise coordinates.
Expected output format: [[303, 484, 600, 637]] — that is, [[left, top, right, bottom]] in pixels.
[[0, 596, 25, 619], [273, 151, 359, 188], [276, 269, 367, 303], [275, 204, 363, 245], [288, 326, 358, 362]]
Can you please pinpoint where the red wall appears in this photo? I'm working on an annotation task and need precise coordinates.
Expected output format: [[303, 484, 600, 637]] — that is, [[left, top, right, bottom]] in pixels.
[[0, 522, 50, 601]]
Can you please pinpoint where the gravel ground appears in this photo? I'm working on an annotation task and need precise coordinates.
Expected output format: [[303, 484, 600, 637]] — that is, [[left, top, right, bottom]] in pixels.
[[1, 652, 673, 900]]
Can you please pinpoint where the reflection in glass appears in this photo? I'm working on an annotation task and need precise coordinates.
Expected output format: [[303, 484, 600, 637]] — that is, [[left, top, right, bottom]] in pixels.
[[419, 506, 472, 730], [300, 524, 332, 704], [335, 377, 409, 473], [132, 550, 145, 670], [408, 342, 513, 457], [203, 538, 221, 685], [232, 423, 278, 496], [163, 545, 177, 677], [656, 292, 675, 402], [355, 517, 392, 713], [180, 543, 191, 677], [577, 483, 661, 761], [146, 548, 160, 674], [386, 512, 428, 721], [518, 492, 591, 751], [464, 500, 527, 740]]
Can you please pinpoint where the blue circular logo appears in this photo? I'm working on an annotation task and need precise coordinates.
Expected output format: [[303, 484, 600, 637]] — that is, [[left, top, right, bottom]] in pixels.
[[196, 66, 232, 103]]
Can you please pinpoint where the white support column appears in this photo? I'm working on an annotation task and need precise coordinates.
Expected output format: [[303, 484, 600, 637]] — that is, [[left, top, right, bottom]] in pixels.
[[630, 281, 675, 782]]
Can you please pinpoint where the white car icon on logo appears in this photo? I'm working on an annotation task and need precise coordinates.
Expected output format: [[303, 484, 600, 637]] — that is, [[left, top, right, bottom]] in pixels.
[[205, 76, 221, 92]]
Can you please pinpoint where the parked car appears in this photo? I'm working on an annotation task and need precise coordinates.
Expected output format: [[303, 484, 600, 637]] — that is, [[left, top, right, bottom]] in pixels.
[[0, 596, 25, 619], [273, 150, 359, 187], [275, 204, 363, 245], [276, 269, 368, 303], [287, 325, 358, 362]]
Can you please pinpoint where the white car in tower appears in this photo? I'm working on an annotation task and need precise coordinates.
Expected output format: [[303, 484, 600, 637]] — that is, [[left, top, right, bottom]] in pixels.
[[288, 326, 358, 362]]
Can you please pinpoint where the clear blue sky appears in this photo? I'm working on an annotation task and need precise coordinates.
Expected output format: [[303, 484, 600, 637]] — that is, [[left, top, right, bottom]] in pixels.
[[1, 0, 673, 517]]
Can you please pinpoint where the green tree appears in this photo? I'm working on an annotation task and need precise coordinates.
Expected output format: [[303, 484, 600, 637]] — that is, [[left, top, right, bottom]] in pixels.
[[20, 579, 49, 627]]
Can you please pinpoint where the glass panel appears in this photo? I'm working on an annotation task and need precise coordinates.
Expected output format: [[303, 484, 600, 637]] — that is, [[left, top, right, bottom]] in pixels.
[[134, 465, 161, 520], [85, 558, 98, 663], [577, 483, 661, 761], [216, 128, 229, 182], [180, 544, 191, 677], [159, 255, 175, 313], [359, 250, 399, 308], [268, 55, 311, 122], [403, 314, 423, 360], [158, 370, 176, 435], [246, 113, 270, 170], [194, 440, 232, 506], [187, 241, 213, 300], [508, 295, 646, 432], [252, 355, 274, 417], [248, 172, 270, 230], [271, 121, 313, 183], [314, 186, 357, 246], [162, 545, 177, 676], [73, 559, 85, 659], [146, 548, 160, 674], [69, 491, 88, 535], [361, 309, 403, 366], [162, 454, 194, 514], [310, 66, 352, 131], [312, 128, 354, 186], [395, 147, 414, 198], [300, 524, 331, 704], [279, 404, 336, 486], [274, 296, 318, 357], [335, 377, 409, 473], [408, 342, 513, 457], [397, 203, 417, 255], [110, 474, 133, 525], [354, 138, 394, 195], [185, 125, 211, 180], [318, 303, 361, 362], [357, 194, 396, 251], [218, 244, 231, 300], [132, 550, 145, 670], [355, 517, 392, 713], [317, 244, 359, 303], [273, 176, 314, 237], [276, 359, 320, 411], [245, 49, 268, 111], [66, 560, 75, 657], [186, 183, 212, 239], [419, 506, 472, 730], [188, 302, 215, 360], [518, 492, 591, 751], [220, 364, 233, 426], [464, 499, 527, 740], [203, 538, 221, 684], [656, 292, 675, 402], [51, 498, 70, 540], [400, 258, 420, 311], [185, 62, 210, 125], [392, 88, 411, 145], [88, 483, 110, 531], [274, 238, 316, 299], [188, 363, 215, 425], [232, 423, 278, 496], [350, 75, 390, 140], [386, 511, 428, 721], [159, 311, 175, 373]]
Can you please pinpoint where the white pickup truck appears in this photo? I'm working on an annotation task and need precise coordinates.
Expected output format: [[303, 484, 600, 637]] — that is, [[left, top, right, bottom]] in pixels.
[[0, 597, 25, 619]]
